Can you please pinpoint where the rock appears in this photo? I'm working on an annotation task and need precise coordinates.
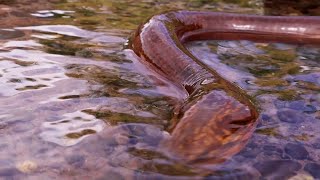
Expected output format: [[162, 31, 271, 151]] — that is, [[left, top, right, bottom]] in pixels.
[[263, 145, 283, 157], [288, 100, 306, 110], [98, 170, 124, 180], [304, 163, 320, 179], [277, 109, 304, 123], [274, 100, 287, 109], [303, 105, 317, 114], [261, 114, 271, 121], [275, 100, 317, 114], [263, 145, 283, 154], [240, 148, 261, 158], [12, 121, 34, 133], [114, 134, 130, 145], [254, 160, 301, 179], [294, 73, 320, 86], [312, 142, 320, 149], [284, 143, 309, 160], [204, 169, 255, 180], [16, 160, 37, 173], [0, 168, 20, 177], [289, 173, 314, 180], [281, 154, 291, 160], [65, 154, 85, 168]]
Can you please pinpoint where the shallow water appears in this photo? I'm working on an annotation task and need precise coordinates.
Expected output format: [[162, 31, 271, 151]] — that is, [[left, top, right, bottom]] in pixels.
[[0, 0, 319, 179]]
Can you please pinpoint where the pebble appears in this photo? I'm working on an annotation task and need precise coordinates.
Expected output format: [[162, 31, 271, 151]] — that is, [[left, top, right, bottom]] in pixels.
[[277, 109, 304, 123], [288, 100, 306, 110], [289, 173, 314, 180], [16, 160, 37, 173], [65, 154, 85, 168], [261, 114, 271, 121], [254, 160, 301, 179], [312, 142, 320, 149], [281, 154, 291, 160], [98, 170, 124, 180], [240, 147, 261, 158], [274, 100, 317, 114], [284, 143, 309, 160], [114, 134, 130, 145], [274, 100, 287, 109], [304, 163, 320, 179], [263, 145, 283, 154], [12, 121, 34, 133], [0, 168, 20, 177], [204, 170, 255, 180], [303, 105, 317, 114], [294, 73, 320, 85]]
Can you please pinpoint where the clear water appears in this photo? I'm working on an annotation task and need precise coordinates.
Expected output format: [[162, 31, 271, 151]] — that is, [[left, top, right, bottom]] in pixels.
[[0, 0, 319, 179]]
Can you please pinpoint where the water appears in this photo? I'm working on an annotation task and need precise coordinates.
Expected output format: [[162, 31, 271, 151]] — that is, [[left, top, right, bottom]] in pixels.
[[0, 0, 319, 179]]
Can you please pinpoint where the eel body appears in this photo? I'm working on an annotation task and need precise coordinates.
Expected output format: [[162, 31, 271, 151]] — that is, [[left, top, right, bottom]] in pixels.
[[129, 11, 320, 164]]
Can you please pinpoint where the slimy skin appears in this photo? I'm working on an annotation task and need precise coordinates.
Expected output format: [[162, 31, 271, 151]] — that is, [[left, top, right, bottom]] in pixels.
[[129, 11, 320, 164]]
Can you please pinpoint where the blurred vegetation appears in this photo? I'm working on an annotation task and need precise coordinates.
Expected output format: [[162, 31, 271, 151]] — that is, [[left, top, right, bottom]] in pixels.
[[54, 0, 262, 30]]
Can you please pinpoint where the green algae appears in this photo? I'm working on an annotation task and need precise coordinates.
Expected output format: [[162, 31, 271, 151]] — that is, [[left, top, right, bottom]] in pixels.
[[40, 39, 93, 57], [16, 84, 48, 91], [256, 127, 283, 138], [83, 109, 167, 127], [53, 0, 260, 30], [128, 147, 168, 160], [254, 89, 301, 101], [140, 162, 198, 176], [65, 129, 96, 139]]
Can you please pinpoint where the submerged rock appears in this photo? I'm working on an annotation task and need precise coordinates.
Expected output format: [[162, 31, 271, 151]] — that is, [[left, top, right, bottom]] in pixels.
[[304, 163, 320, 179], [65, 154, 85, 168], [284, 143, 309, 160], [254, 160, 301, 179], [16, 160, 37, 173], [277, 109, 304, 123]]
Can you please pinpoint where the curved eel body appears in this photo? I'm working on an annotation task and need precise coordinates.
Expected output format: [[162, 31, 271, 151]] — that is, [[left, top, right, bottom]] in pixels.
[[129, 11, 320, 164]]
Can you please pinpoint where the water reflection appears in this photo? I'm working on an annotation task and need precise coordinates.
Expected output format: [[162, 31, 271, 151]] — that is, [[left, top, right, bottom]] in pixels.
[[40, 110, 105, 146]]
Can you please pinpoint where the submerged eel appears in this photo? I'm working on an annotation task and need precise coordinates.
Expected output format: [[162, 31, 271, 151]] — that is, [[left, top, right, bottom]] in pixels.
[[129, 11, 320, 164]]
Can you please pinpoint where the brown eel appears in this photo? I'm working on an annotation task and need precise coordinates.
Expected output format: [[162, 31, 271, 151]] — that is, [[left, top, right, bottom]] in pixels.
[[129, 11, 320, 164]]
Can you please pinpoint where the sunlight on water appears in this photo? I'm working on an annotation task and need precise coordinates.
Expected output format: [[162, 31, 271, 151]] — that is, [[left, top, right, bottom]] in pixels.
[[40, 110, 106, 146]]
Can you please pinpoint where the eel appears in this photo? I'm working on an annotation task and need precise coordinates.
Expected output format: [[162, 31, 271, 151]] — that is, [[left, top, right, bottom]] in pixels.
[[129, 11, 320, 164]]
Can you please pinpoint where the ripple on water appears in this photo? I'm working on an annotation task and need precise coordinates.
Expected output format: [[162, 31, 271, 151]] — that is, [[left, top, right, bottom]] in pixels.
[[17, 25, 125, 43], [0, 50, 67, 96], [0, 29, 25, 40], [40, 111, 105, 146]]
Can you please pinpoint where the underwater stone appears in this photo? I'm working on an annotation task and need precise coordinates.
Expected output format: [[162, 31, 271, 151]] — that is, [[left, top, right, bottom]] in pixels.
[[239, 147, 261, 158], [65, 154, 85, 168], [16, 160, 38, 173], [284, 143, 309, 160], [261, 114, 271, 121], [254, 160, 301, 179], [288, 100, 306, 110], [281, 154, 291, 160], [287, 101, 317, 114], [263, 145, 283, 154], [277, 109, 304, 123], [204, 170, 255, 180], [274, 100, 287, 109], [294, 73, 320, 85], [0, 168, 20, 177], [312, 142, 320, 149], [304, 163, 320, 179], [98, 170, 124, 180], [303, 105, 317, 114]]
